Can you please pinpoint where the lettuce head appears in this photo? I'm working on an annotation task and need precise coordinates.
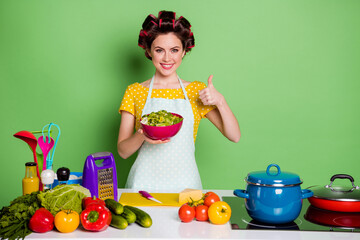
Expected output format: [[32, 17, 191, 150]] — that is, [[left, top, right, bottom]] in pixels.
[[38, 184, 91, 215]]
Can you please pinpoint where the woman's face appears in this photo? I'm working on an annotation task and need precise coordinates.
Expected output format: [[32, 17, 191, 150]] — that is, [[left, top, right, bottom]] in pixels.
[[148, 33, 185, 78]]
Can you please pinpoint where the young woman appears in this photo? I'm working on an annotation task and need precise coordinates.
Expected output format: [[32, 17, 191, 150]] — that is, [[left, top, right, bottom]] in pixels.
[[117, 11, 240, 192]]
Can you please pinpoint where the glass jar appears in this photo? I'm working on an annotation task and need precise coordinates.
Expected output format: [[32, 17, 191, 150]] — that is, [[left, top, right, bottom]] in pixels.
[[22, 162, 39, 195]]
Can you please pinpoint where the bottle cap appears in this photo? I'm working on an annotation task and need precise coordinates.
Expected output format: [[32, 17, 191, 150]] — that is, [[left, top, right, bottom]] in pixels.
[[25, 162, 37, 166]]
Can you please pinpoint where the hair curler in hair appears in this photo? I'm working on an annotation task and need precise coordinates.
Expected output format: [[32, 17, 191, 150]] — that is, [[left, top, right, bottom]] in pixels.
[[175, 16, 183, 28], [150, 20, 158, 27], [138, 11, 195, 59], [142, 14, 157, 29], [139, 30, 148, 37]]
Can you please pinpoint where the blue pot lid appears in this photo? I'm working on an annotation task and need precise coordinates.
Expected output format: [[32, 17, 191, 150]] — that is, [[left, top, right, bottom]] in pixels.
[[246, 164, 302, 186]]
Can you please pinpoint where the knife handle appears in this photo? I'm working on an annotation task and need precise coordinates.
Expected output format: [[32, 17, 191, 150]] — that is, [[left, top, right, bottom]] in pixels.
[[139, 190, 152, 199]]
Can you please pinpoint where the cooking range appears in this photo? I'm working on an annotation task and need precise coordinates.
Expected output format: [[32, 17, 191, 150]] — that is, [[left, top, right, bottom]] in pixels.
[[223, 197, 360, 233]]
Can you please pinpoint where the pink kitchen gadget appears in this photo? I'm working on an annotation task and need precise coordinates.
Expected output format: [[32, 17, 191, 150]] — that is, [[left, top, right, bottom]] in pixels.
[[82, 152, 118, 201]]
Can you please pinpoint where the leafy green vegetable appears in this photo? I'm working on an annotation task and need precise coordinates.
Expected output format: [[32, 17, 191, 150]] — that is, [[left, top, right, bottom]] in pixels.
[[38, 184, 90, 216], [141, 110, 183, 126], [0, 191, 41, 240]]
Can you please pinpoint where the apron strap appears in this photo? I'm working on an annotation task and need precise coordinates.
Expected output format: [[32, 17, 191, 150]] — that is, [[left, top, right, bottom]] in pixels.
[[177, 75, 190, 101], [146, 75, 156, 103], [147, 75, 190, 101]]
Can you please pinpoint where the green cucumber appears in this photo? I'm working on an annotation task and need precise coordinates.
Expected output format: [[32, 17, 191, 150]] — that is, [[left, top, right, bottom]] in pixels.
[[124, 206, 152, 228], [121, 207, 136, 224], [105, 199, 124, 215], [110, 212, 128, 229]]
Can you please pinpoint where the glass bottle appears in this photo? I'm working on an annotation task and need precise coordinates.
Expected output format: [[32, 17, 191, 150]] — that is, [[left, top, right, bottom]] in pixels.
[[22, 162, 39, 195]]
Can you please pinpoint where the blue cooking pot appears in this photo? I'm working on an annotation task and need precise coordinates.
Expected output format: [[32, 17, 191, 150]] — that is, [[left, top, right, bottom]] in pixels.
[[234, 164, 313, 224]]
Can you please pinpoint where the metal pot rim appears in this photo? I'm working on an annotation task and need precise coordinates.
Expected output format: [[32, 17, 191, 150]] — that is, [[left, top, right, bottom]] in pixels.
[[245, 178, 303, 187]]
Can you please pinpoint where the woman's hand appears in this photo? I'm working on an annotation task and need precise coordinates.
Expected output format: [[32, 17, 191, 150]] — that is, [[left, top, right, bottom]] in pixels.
[[138, 129, 171, 144], [199, 75, 241, 143], [199, 75, 224, 107]]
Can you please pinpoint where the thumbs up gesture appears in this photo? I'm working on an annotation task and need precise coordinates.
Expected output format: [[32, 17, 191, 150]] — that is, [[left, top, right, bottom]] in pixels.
[[199, 75, 223, 106]]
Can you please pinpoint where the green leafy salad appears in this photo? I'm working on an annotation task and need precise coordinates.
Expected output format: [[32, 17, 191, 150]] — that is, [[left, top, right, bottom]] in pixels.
[[141, 110, 183, 126], [0, 184, 90, 240]]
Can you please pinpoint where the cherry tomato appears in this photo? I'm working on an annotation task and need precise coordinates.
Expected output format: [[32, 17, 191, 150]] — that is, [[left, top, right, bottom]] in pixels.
[[204, 192, 220, 207], [178, 204, 195, 223], [208, 201, 232, 225], [195, 205, 209, 221], [54, 210, 80, 233], [204, 191, 216, 198]]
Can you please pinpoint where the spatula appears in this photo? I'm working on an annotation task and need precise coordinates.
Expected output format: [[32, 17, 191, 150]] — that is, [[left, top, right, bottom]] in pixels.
[[38, 136, 54, 171]]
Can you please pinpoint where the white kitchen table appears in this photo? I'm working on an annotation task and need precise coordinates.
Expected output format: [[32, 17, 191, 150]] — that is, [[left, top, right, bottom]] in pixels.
[[27, 189, 359, 240]]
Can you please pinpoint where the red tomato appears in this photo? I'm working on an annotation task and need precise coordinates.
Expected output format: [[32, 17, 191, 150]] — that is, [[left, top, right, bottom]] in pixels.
[[204, 192, 220, 207], [204, 191, 216, 198], [195, 205, 209, 221], [178, 204, 195, 223]]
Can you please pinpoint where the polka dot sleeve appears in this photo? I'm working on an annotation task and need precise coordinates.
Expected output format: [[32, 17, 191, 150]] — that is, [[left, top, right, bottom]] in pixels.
[[119, 85, 135, 115]]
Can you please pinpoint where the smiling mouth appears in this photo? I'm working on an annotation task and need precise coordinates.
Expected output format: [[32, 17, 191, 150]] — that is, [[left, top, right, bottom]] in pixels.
[[160, 63, 174, 70]]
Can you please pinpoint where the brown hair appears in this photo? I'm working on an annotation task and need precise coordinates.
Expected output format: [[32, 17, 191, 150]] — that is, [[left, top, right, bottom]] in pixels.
[[138, 11, 195, 60]]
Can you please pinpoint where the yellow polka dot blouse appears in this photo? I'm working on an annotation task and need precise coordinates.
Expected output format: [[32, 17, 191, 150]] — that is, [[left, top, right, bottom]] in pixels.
[[119, 81, 215, 142]]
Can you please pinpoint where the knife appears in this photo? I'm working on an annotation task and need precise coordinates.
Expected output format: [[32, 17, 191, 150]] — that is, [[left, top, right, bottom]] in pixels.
[[139, 191, 162, 204]]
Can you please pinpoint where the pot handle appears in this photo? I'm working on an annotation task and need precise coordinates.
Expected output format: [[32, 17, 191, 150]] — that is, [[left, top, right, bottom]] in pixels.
[[233, 189, 249, 199], [328, 174, 356, 188], [266, 164, 281, 176], [301, 189, 313, 199]]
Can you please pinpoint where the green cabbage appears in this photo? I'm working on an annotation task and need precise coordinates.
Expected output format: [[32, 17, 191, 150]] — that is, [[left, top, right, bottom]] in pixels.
[[38, 184, 91, 215]]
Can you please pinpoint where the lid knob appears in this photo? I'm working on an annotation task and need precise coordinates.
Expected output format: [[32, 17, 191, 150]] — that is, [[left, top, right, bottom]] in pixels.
[[266, 164, 281, 176]]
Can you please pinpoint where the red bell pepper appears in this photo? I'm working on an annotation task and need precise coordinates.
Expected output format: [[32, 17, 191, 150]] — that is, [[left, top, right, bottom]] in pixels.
[[28, 208, 54, 233], [82, 196, 106, 209], [80, 203, 112, 232]]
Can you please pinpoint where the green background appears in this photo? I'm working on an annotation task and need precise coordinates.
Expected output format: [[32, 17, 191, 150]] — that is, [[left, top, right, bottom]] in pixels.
[[1, 0, 359, 207]]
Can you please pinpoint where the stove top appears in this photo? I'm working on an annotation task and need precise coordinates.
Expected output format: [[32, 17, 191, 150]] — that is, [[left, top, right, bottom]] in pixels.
[[222, 197, 360, 232]]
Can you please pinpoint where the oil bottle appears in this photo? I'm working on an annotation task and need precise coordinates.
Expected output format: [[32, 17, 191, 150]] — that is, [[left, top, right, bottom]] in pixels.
[[22, 162, 39, 195]]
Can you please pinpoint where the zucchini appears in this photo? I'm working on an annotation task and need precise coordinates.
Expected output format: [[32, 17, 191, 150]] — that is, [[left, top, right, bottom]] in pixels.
[[121, 207, 136, 224], [105, 199, 124, 215], [124, 206, 152, 228], [110, 212, 128, 229]]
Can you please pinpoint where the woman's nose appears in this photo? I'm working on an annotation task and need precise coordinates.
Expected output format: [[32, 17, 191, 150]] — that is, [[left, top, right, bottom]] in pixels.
[[163, 51, 170, 61]]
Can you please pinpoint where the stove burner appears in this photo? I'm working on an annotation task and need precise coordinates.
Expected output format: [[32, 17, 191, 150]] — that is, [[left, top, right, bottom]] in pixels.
[[223, 196, 360, 232], [244, 219, 301, 230]]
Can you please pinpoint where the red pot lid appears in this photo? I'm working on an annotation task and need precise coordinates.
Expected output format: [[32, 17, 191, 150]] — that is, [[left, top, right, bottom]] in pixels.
[[308, 174, 360, 202]]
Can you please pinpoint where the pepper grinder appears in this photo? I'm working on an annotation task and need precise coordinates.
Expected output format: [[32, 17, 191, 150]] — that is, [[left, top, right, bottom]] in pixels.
[[57, 167, 70, 185]]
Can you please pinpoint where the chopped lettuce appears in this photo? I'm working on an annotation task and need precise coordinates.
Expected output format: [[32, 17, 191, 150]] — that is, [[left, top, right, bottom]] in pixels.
[[38, 184, 90, 215], [141, 110, 183, 126]]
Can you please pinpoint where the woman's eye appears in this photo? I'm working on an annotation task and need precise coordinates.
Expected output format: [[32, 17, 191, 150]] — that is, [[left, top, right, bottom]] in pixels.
[[172, 49, 179, 53], [155, 49, 163, 53]]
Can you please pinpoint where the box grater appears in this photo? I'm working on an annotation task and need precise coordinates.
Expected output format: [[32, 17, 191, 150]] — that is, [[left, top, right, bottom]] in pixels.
[[82, 152, 118, 200]]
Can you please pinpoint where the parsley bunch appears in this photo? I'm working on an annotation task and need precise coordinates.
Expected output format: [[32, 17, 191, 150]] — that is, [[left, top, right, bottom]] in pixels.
[[0, 191, 41, 240]]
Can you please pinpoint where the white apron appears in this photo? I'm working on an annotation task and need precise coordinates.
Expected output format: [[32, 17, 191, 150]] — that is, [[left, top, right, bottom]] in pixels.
[[125, 75, 202, 192]]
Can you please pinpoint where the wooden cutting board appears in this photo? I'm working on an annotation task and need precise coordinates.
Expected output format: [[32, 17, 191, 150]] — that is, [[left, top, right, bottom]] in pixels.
[[119, 193, 181, 207]]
